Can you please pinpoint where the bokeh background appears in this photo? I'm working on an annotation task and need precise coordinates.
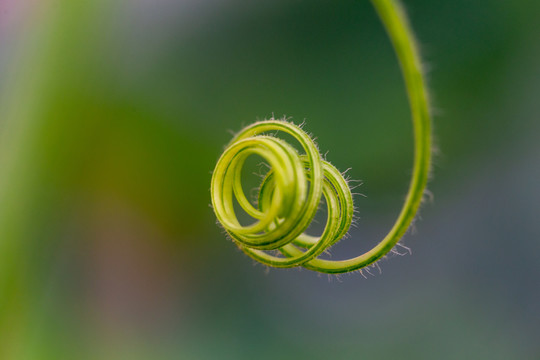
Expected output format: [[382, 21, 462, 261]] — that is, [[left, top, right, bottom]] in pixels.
[[1, 0, 539, 359]]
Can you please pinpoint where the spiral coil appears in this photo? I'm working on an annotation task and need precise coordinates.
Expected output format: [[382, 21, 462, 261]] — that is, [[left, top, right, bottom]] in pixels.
[[211, 120, 355, 271], [210, 0, 432, 274]]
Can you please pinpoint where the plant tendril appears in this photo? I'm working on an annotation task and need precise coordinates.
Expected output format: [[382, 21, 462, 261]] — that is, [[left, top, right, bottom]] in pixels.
[[210, 0, 431, 274]]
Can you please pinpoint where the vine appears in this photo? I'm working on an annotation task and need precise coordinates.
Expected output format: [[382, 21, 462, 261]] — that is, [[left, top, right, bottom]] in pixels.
[[210, 0, 431, 274]]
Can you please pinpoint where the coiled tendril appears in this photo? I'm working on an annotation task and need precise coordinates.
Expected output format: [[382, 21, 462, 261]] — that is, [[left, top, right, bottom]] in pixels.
[[211, 0, 431, 274]]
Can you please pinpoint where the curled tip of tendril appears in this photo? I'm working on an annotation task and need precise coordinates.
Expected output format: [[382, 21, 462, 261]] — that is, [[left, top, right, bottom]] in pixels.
[[211, 0, 432, 274], [211, 119, 355, 272]]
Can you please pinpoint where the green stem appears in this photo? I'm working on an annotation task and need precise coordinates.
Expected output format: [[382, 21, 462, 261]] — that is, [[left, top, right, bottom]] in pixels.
[[307, 0, 432, 273], [211, 0, 432, 274]]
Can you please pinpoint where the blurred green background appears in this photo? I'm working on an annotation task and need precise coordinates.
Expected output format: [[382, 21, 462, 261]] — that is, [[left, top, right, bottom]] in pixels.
[[1, 0, 539, 359]]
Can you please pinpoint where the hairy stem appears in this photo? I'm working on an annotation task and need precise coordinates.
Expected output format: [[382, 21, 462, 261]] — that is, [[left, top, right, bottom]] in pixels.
[[211, 0, 432, 274]]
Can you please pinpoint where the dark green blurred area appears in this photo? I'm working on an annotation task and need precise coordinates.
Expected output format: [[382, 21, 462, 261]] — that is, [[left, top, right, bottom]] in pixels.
[[0, 0, 538, 359]]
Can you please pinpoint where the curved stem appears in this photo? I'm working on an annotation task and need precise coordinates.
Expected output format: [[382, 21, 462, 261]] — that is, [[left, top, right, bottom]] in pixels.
[[211, 0, 432, 274], [304, 0, 432, 273]]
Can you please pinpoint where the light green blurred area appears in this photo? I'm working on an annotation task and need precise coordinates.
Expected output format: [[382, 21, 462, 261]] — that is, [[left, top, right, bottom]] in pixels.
[[0, 0, 539, 359]]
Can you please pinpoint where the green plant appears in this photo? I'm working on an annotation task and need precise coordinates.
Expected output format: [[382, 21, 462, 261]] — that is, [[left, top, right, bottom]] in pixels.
[[210, 0, 431, 274]]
